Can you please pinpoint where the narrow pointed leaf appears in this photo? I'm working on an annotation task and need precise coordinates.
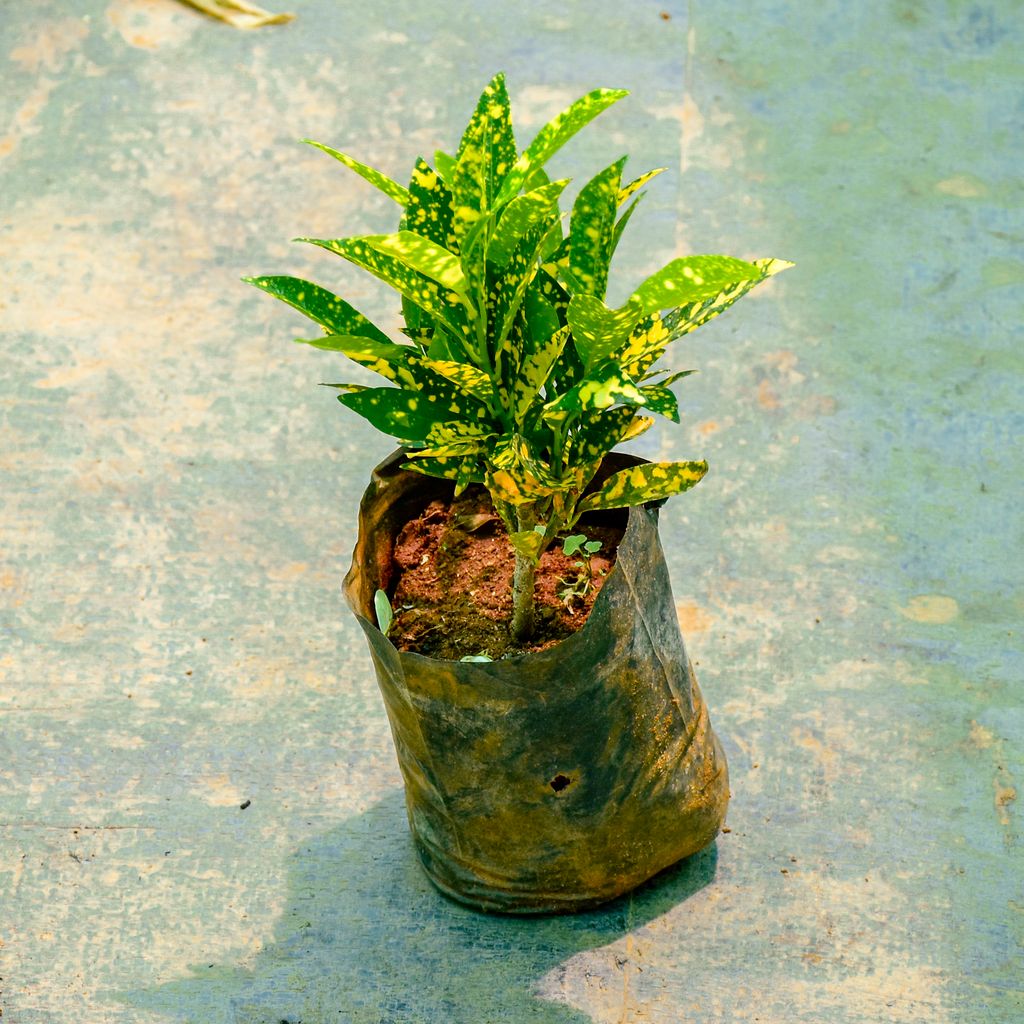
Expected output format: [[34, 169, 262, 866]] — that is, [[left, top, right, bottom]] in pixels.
[[568, 156, 626, 300], [609, 191, 643, 261], [299, 236, 470, 340], [638, 384, 679, 422], [643, 367, 696, 386], [578, 460, 708, 513], [489, 179, 569, 267], [495, 87, 630, 205], [294, 333, 416, 386], [630, 255, 764, 315], [411, 356, 496, 405], [302, 139, 410, 205], [567, 293, 645, 368], [337, 387, 444, 444], [363, 231, 470, 296], [243, 276, 390, 342], [618, 168, 665, 205], [403, 158, 458, 253], [452, 73, 517, 241], [513, 324, 569, 421]]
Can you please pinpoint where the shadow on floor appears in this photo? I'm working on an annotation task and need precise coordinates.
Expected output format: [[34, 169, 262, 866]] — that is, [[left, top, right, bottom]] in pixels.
[[123, 789, 717, 1023]]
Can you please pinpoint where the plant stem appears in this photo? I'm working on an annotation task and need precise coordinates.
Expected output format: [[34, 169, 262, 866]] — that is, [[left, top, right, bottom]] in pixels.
[[510, 505, 537, 641], [511, 551, 536, 642]]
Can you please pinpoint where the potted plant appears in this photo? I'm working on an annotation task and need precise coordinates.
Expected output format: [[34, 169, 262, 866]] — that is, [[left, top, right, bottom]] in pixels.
[[247, 73, 791, 913]]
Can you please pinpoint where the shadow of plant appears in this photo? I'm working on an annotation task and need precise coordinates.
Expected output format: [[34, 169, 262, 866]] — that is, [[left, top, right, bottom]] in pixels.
[[125, 790, 717, 1023]]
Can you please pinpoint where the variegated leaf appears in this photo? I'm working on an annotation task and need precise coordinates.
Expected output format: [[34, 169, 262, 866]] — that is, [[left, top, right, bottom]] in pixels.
[[513, 324, 569, 421], [567, 405, 638, 466], [363, 231, 470, 297], [294, 333, 416, 387], [568, 156, 626, 301], [403, 454, 484, 497], [509, 528, 546, 561], [578, 460, 708, 513], [337, 387, 446, 444], [617, 312, 672, 379], [643, 367, 696, 386], [242, 275, 390, 342], [299, 236, 471, 340], [630, 255, 765, 315], [302, 139, 410, 205], [639, 384, 679, 422], [567, 293, 645, 368], [452, 73, 517, 241], [403, 158, 458, 253], [494, 87, 629, 205], [609, 192, 643, 262], [618, 168, 665, 205], [543, 365, 644, 420], [411, 356, 496, 405], [433, 150, 456, 185], [493, 214, 557, 352], [488, 179, 569, 267]]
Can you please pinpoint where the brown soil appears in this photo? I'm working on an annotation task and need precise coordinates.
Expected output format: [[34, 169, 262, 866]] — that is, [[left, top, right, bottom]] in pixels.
[[388, 487, 624, 661]]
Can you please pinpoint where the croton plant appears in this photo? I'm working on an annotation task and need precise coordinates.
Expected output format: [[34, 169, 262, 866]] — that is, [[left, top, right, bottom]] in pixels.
[[246, 73, 791, 640]]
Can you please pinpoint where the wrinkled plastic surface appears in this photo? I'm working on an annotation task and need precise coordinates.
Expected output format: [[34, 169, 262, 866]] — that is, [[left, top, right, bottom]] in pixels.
[[344, 451, 729, 913]]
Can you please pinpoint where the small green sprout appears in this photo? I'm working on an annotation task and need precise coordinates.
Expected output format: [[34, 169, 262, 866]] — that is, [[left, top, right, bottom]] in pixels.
[[374, 589, 394, 636], [559, 534, 604, 610]]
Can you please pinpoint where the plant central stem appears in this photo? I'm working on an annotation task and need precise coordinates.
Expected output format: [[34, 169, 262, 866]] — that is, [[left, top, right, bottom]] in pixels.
[[511, 551, 536, 642], [510, 505, 537, 642]]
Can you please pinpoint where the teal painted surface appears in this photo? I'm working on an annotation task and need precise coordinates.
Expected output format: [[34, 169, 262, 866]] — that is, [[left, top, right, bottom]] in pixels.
[[0, 1, 1020, 1022]]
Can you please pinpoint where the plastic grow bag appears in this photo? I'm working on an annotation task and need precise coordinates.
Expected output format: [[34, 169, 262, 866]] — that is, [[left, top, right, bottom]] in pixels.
[[343, 451, 729, 913]]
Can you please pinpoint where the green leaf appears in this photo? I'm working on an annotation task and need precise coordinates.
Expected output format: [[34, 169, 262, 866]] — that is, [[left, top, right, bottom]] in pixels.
[[434, 149, 456, 184], [337, 387, 444, 444], [452, 73, 518, 241], [460, 654, 494, 663], [495, 87, 630, 205], [363, 231, 470, 297], [638, 384, 679, 422], [488, 179, 569, 267], [543, 364, 644, 420], [644, 367, 697, 386], [609, 191, 643, 262], [583, 540, 602, 554], [299, 236, 470, 340], [403, 158, 458, 253], [302, 139, 410, 205], [513, 324, 569, 421], [294, 333, 416, 386], [562, 534, 587, 557], [403, 454, 484, 495], [410, 356, 496, 405], [568, 156, 626, 301], [568, 406, 639, 467], [509, 529, 546, 561], [374, 589, 393, 635], [630, 255, 764, 315], [618, 168, 665, 205], [567, 293, 645, 368], [578, 460, 709, 513], [493, 214, 559, 353], [243, 276, 390, 342]]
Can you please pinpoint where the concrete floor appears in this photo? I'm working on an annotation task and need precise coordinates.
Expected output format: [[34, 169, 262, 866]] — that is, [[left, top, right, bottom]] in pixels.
[[1, 1, 1021, 1021]]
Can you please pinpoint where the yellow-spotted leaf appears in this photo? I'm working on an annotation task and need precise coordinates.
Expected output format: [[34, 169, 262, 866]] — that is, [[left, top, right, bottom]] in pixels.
[[493, 215, 559, 351], [302, 139, 410, 205], [543, 365, 643, 420], [568, 156, 626, 301], [488, 179, 569, 267], [513, 325, 569, 420], [299, 236, 471, 340], [578, 460, 709, 513], [337, 387, 445, 444], [643, 368, 696, 386], [403, 158, 458, 253], [638, 384, 679, 422], [495, 87, 630, 205], [567, 293, 645, 368], [294, 333, 416, 387], [410, 356, 496, 405], [618, 168, 665, 205], [433, 149, 456, 185], [568, 406, 638, 466], [364, 231, 469, 297], [509, 528, 546, 561], [243, 276, 390, 342], [630, 255, 764, 315], [452, 73, 517, 241]]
